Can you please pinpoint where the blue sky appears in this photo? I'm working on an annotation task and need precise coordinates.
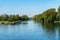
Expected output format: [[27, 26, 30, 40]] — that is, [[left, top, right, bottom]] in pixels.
[[0, 0, 59, 17]]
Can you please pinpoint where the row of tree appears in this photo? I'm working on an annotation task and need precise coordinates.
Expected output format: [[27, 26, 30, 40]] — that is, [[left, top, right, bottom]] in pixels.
[[32, 6, 60, 23], [0, 14, 29, 22]]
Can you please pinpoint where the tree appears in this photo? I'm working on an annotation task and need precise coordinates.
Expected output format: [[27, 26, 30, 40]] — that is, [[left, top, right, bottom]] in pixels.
[[20, 15, 29, 21], [56, 6, 60, 20], [58, 6, 60, 14], [32, 8, 57, 23]]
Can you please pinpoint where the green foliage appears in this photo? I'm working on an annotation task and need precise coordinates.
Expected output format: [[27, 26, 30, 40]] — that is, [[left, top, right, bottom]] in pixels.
[[32, 8, 58, 23], [0, 14, 29, 22], [58, 6, 60, 14], [20, 15, 29, 21], [56, 6, 60, 20], [32, 14, 42, 22], [19, 15, 29, 21]]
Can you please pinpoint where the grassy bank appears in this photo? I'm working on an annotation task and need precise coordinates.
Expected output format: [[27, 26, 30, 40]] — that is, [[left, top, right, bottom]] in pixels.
[[54, 20, 60, 23], [0, 21, 21, 24]]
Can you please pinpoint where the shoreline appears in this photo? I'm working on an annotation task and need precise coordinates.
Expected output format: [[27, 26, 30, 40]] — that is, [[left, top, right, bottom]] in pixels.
[[0, 21, 21, 24]]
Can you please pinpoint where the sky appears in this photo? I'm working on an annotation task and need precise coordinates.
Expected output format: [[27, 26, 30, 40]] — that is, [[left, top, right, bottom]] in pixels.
[[0, 0, 59, 17]]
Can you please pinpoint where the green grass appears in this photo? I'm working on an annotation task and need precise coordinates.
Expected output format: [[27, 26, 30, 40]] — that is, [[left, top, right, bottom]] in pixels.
[[54, 20, 60, 23], [0, 20, 21, 24]]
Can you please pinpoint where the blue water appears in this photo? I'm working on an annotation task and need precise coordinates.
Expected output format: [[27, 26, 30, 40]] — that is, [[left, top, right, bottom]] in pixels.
[[0, 20, 60, 40]]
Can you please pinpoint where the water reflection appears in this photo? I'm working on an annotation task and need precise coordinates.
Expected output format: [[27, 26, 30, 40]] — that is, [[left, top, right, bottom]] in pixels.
[[34, 21, 55, 33], [54, 24, 60, 39], [42, 23, 55, 33], [34, 20, 60, 39], [36, 22, 60, 40], [0, 21, 60, 40]]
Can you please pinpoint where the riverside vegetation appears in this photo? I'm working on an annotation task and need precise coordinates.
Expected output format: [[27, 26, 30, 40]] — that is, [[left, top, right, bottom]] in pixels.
[[32, 6, 60, 24], [0, 14, 29, 24], [0, 6, 60, 24]]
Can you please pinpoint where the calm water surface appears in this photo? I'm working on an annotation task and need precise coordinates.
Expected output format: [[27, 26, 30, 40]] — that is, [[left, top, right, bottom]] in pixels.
[[0, 20, 60, 40]]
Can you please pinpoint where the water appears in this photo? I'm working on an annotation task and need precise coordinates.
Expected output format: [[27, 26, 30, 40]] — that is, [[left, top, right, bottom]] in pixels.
[[0, 20, 60, 40]]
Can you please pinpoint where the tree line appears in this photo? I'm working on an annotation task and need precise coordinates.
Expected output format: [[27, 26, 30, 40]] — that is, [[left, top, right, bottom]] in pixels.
[[32, 6, 60, 23], [0, 14, 29, 22]]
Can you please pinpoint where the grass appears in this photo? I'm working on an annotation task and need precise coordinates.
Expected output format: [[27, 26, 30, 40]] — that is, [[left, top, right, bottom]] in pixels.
[[54, 20, 60, 23], [0, 20, 21, 24]]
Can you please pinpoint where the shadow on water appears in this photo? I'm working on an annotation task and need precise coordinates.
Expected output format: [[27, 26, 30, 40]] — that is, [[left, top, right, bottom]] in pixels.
[[1, 20, 60, 40], [32, 21, 55, 40], [54, 23, 60, 38], [41, 23, 56, 33], [35, 21, 60, 40], [34, 21, 55, 32]]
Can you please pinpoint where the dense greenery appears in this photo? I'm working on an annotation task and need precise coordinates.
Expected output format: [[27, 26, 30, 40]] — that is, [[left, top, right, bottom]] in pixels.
[[0, 14, 29, 22], [0, 6, 60, 24], [20, 15, 29, 21], [32, 6, 60, 23]]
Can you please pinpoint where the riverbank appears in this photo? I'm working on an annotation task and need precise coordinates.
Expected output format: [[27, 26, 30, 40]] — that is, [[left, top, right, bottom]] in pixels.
[[0, 21, 21, 24], [54, 20, 60, 23]]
